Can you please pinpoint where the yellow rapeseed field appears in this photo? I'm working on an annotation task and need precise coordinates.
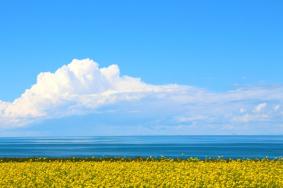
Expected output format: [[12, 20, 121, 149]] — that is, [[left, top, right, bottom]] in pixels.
[[0, 159, 282, 187]]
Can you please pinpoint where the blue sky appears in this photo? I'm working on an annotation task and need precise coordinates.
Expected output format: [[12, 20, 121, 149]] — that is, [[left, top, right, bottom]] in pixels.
[[0, 0, 282, 136]]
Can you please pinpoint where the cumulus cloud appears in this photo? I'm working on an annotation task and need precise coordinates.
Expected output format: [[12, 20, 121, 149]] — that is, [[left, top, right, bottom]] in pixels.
[[0, 59, 183, 127], [0, 58, 283, 131]]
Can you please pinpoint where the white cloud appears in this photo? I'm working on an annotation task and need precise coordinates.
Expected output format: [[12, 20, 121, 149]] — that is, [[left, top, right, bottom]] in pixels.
[[0, 58, 283, 131], [274, 105, 280, 111], [176, 115, 208, 123], [0, 59, 184, 127], [254, 103, 267, 113], [232, 114, 270, 123], [239, 108, 246, 113]]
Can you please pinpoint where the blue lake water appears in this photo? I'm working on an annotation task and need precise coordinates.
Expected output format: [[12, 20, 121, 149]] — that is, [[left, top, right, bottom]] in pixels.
[[0, 136, 282, 159]]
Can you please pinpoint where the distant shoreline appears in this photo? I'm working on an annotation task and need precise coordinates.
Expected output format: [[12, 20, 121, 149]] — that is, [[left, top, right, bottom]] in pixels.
[[1, 157, 282, 162]]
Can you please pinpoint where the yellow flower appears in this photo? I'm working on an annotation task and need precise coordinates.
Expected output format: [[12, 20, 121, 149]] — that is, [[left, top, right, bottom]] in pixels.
[[0, 159, 282, 187]]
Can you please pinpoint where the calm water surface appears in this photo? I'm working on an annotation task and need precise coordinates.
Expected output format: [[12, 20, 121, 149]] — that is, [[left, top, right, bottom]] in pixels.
[[0, 136, 282, 159]]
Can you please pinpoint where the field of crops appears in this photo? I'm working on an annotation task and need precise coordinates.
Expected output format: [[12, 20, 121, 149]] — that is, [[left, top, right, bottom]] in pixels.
[[0, 159, 282, 187]]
